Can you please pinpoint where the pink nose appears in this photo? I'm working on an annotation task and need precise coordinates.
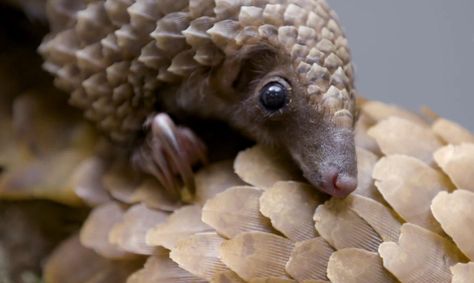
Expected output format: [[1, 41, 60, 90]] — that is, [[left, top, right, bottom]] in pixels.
[[321, 168, 357, 198]]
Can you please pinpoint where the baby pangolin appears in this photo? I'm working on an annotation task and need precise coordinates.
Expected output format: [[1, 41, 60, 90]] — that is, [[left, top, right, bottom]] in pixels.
[[39, 0, 358, 198]]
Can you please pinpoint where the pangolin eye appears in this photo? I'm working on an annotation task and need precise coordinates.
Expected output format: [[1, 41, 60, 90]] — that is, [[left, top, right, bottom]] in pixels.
[[259, 81, 288, 111]]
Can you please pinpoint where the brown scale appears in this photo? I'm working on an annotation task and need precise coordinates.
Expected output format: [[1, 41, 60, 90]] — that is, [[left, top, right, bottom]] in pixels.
[[39, 0, 357, 198]]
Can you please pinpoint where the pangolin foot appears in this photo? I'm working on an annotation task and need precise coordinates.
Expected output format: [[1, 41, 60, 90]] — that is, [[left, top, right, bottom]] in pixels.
[[131, 113, 207, 200]]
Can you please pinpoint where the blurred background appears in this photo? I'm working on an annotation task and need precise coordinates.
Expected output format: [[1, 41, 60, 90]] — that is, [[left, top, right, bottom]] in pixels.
[[330, 0, 474, 130]]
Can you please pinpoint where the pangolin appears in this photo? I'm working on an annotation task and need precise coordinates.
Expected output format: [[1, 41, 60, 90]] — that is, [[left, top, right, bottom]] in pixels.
[[39, 0, 358, 198]]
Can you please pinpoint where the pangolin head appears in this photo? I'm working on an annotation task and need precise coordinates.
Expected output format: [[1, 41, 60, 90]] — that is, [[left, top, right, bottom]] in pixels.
[[208, 2, 358, 197]]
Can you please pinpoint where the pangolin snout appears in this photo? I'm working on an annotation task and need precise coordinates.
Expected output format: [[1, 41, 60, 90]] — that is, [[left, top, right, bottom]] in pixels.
[[296, 157, 358, 198], [319, 166, 357, 198], [288, 127, 358, 198]]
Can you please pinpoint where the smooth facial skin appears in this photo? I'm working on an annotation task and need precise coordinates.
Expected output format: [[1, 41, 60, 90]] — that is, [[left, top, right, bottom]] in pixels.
[[171, 44, 358, 197]]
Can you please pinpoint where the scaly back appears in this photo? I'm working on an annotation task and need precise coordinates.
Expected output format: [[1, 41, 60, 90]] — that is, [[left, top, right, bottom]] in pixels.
[[40, 0, 355, 143]]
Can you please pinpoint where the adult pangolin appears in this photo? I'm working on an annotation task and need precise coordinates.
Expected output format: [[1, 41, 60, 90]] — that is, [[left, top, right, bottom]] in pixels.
[[39, 0, 358, 198]]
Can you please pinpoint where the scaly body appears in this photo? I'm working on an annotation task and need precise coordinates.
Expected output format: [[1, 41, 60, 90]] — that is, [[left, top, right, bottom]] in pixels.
[[40, 0, 358, 197]]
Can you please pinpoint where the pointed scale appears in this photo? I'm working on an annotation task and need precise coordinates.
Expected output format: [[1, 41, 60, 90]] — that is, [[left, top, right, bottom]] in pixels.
[[170, 232, 230, 281], [451, 262, 474, 283], [109, 203, 169, 255], [368, 117, 443, 165], [44, 235, 142, 283], [128, 253, 207, 283], [327, 248, 397, 283], [69, 156, 112, 206], [431, 190, 474, 260], [194, 160, 246, 206], [373, 154, 454, 234], [362, 101, 428, 126], [354, 112, 380, 155], [379, 223, 467, 283], [219, 231, 294, 281], [285, 237, 334, 282], [353, 147, 383, 202], [259, 181, 323, 242], [234, 145, 302, 190], [434, 144, 474, 192], [313, 197, 383, 252], [79, 202, 131, 259], [431, 118, 474, 145], [343, 195, 402, 242], [146, 205, 213, 250], [202, 186, 276, 238]]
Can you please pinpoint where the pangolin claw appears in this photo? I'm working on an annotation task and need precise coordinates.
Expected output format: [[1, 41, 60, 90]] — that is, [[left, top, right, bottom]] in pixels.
[[132, 113, 207, 200]]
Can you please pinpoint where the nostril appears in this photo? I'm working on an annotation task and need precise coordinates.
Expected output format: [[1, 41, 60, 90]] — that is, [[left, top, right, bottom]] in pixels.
[[320, 167, 357, 198], [334, 173, 357, 197], [332, 174, 339, 190]]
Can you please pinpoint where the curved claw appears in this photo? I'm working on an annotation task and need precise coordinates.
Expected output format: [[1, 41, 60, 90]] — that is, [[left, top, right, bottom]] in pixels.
[[152, 114, 195, 195], [132, 113, 207, 200]]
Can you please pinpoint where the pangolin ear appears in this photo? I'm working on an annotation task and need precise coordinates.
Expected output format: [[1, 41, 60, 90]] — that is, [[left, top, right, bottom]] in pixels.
[[213, 45, 278, 94], [231, 46, 278, 92]]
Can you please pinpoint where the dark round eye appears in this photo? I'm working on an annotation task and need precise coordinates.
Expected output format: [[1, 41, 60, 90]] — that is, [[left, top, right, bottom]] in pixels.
[[259, 82, 288, 111]]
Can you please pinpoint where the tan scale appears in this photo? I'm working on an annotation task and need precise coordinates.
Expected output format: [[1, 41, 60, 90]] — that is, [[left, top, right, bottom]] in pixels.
[[379, 223, 467, 283], [169, 232, 230, 281], [285, 237, 334, 282], [128, 253, 208, 283], [2, 100, 474, 282], [327, 248, 397, 283], [146, 204, 213, 250], [373, 154, 454, 233], [434, 144, 474, 192], [108, 203, 169, 255], [79, 201, 132, 259], [431, 190, 474, 260], [259, 181, 323, 242], [450, 262, 474, 283]]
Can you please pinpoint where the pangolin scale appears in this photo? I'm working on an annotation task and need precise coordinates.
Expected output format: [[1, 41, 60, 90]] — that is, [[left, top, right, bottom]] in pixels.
[[39, 0, 357, 197]]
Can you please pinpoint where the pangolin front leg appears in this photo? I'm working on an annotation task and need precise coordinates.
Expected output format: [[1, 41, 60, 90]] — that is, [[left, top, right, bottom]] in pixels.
[[132, 113, 207, 199]]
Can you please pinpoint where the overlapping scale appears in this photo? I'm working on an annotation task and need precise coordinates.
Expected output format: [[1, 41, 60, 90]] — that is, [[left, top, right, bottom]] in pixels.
[[432, 118, 474, 145], [202, 186, 275, 238], [327, 248, 397, 283], [128, 253, 207, 283], [314, 197, 383, 252], [368, 117, 443, 164], [3, 86, 473, 283], [353, 147, 382, 201], [170, 232, 230, 280], [79, 202, 131, 259], [259, 181, 322, 242], [431, 190, 474, 260], [434, 144, 474, 192], [362, 100, 428, 126], [219, 232, 294, 281], [233, 145, 302, 190], [450, 262, 474, 283], [285, 237, 333, 282], [43, 235, 142, 283], [373, 154, 453, 233], [379, 223, 466, 283], [146, 205, 212, 250], [194, 160, 246, 206], [109, 203, 169, 255]]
